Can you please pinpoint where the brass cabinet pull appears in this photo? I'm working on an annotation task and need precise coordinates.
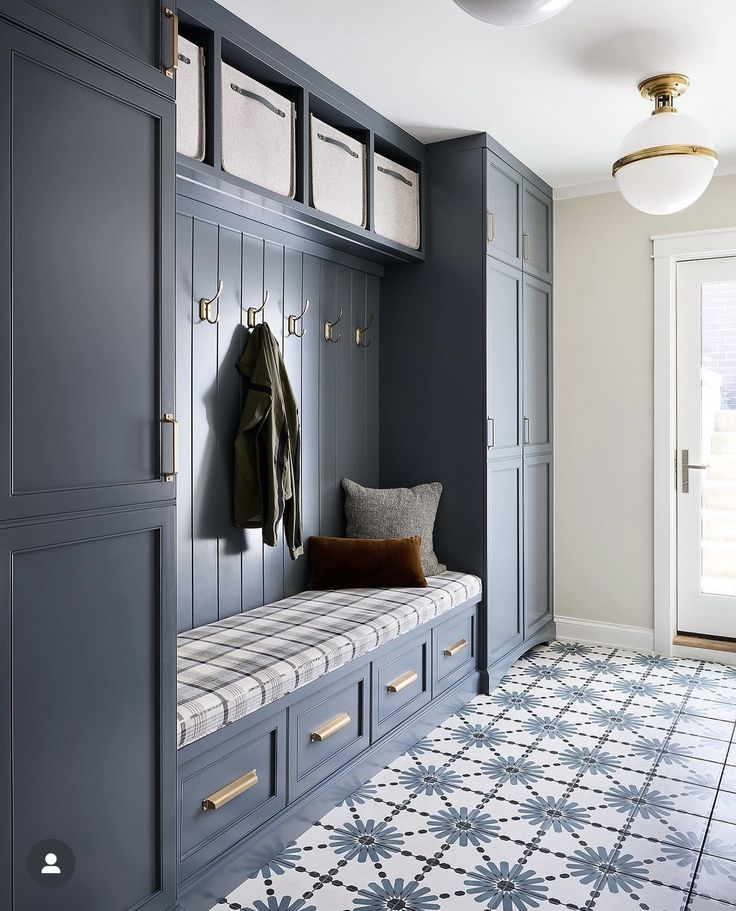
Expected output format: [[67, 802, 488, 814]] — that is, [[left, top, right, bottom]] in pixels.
[[487, 416, 495, 449], [523, 232, 530, 261], [443, 638, 468, 658], [163, 413, 179, 481], [487, 209, 495, 244], [164, 8, 179, 78], [524, 416, 531, 445], [310, 711, 351, 743], [386, 670, 418, 694], [202, 769, 258, 811]]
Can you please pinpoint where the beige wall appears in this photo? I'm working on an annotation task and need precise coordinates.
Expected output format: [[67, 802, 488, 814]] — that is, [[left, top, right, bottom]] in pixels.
[[554, 174, 736, 631]]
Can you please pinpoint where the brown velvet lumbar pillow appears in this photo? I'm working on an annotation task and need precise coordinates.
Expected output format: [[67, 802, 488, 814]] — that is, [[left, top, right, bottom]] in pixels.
[[308, 535, 427, 590]]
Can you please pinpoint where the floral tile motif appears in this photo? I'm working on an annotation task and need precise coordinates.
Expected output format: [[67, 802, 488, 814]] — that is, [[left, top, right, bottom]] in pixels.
[[210, 643, 736, 911]]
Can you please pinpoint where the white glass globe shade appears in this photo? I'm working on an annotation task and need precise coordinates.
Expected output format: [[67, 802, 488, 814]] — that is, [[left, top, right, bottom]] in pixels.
[[452, 0, 575, 27], [614, 111, 717, 215]]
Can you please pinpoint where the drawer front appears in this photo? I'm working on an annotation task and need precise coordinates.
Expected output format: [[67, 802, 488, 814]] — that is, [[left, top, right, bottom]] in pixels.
[[372, 635, 431, 740], [179, 712, 286, 879], [290, 664, 370, 798], [433, 608, 477, 694]]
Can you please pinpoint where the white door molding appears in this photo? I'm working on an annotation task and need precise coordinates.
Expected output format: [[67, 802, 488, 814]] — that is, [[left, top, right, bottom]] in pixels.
[[652, 227, 736, 656]]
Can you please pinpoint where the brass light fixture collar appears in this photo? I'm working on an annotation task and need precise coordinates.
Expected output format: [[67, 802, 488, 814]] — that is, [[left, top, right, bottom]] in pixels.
[[612, 143, 719, 178], [638, 73, 690, 114]]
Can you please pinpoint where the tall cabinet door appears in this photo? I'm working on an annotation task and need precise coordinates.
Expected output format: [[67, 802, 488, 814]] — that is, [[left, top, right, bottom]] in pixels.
[[486, 260, 522, 460], [486, 459, 524, 666], [0, 507, 177, 911], [485, 152, 522, 269], [0, 22, 176, 521], [522, 181, 552, 283], [522, 276, 552, 454], [523, 454, 553, 637]]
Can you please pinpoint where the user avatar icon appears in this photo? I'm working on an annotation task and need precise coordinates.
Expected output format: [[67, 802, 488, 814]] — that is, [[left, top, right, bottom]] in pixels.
[[41, 853, 61, 875]]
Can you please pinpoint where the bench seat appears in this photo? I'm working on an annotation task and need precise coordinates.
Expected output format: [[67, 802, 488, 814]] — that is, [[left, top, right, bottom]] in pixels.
[[176, 571, 481, 749]]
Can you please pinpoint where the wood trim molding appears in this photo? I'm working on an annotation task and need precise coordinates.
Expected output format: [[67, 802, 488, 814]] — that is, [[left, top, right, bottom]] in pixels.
[[555, 614, 654, 653], [652, 227, 736, 657]]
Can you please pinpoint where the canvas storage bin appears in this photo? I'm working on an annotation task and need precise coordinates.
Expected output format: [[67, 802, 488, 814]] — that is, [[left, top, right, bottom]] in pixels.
[[176, 36, 205, 161], [374, 153, 421, 250], [310, 115, 366, 228], [221, 61, 296, 198]]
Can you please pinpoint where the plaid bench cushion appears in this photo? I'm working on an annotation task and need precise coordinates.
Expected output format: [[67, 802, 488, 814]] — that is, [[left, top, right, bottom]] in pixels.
[[177, 571, 482, 749]]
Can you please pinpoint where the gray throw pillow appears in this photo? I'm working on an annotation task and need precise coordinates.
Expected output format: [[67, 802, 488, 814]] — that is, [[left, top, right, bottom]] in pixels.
[[342, 479, 446, 576]]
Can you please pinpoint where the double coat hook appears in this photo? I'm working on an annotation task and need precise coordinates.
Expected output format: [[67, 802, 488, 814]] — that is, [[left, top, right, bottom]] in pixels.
[[199, 280, 224, 324], [323, 308, 343, 343], [287, 299, 310, 338], [355, 314, 374, 348], [247, 290, 270, 329]]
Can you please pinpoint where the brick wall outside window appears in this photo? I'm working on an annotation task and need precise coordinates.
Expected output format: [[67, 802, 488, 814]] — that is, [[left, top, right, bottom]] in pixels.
[[703, 281, 736, 409]]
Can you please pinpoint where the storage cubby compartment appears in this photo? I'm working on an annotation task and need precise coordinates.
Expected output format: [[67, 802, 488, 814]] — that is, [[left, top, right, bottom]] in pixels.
[[309, 96, 368, 229], [373, 138, 421, 250], [220, 39, 302, 199]]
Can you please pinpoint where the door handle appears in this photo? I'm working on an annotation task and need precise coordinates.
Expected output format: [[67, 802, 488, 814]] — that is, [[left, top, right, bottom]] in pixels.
[[164, 8, 179, 78], [681, 448, 708, 493], [487, 417, 495, 449], [523, 233, 531, 262], [486, 209, 495, 245], [524, 416, 531, 445], [163, 413, 179, 481]]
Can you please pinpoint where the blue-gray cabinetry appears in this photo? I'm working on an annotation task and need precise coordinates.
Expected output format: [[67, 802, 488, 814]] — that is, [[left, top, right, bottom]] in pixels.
[[0, 11, 178, 911], [381, 132, 554, 692]]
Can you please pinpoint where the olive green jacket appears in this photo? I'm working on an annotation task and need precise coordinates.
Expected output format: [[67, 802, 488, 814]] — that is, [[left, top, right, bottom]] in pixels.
[[234, 324, 303, 559]]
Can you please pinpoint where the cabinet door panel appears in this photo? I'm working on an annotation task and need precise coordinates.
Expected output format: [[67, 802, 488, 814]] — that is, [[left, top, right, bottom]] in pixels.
[[524, 455, 552, 636], [17, 0, 173, 94], [0, 23, 175, 520], [486, 260, 522, 460], [522, 181, 552, 282], [0, 508, 176, 911], [522, 276, 552, 453], [486, 152, 522, 269], [487, 459, 524, 664]]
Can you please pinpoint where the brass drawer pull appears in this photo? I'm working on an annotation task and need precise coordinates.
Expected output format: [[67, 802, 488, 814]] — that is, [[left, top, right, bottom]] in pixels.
[[310, 711, 351, 743], [443, 638, 469, 658], [386, 670, 418, 694], [202, 769, 258, 811], [162, 413, 179, 481]]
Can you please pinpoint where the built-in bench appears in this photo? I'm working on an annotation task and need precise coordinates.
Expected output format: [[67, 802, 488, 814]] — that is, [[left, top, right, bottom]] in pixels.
[[176, 571, 482, 908]]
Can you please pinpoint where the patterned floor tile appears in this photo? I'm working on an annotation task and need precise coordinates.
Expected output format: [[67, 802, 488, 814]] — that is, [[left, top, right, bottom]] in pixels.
[[210, 644, 736, 911]]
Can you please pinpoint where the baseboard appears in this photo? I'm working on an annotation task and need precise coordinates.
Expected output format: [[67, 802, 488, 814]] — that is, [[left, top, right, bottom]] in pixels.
[[555, 614, 654, 653]]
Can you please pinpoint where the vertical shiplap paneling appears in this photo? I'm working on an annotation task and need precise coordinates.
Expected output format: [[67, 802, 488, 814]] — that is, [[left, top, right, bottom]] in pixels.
[[350, 270, 368, 486], [216, 226, 246, 619], [334, 265, 352, 535], [175, 214, 194, 632], [240, 233, 266, 611], [366, 274, 380, 487], [319, 260, 339, 537], [300, 254, 321, 588], [282, 247, 304, 597], [191, 218, 219, 627], [263, 241, 286, 605]]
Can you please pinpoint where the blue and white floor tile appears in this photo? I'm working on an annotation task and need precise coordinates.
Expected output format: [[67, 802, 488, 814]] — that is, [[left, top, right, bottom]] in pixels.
[[211, 642, 736, 911]]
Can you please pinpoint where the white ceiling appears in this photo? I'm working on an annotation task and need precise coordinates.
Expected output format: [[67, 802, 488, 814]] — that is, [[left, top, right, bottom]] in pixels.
[[219, 0, 736, 195]]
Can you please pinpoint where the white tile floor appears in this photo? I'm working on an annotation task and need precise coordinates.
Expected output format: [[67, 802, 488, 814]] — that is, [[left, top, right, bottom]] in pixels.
[[211, 642, 736, 911]]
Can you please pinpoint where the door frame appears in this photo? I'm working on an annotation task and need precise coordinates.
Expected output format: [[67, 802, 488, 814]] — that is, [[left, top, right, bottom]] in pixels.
[[653, 227, 736, 660]]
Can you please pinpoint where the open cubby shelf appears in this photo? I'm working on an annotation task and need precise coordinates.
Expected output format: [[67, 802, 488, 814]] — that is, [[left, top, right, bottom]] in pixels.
[[176, 1, 425, 264]]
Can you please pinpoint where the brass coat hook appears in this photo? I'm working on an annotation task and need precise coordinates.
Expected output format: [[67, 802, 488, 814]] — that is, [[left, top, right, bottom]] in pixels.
[[247, 290, 270, 329], [287, 298, 310, 338], [355, 313, 374, 348], [323, 308, 343, 343], [199, 279, 224, 324]]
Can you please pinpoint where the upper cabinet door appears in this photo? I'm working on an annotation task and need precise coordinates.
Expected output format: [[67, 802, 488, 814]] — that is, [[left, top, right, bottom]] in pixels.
[[522, 276, 552, 454], [522, 180, 552, 283], [12, 0, 175, 95], [486, 259, 522, 461], [485, 152, 522, 269], [0, 22, 175, 521]]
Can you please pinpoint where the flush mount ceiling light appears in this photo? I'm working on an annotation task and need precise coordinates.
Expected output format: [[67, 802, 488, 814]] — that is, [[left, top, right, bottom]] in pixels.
[[612, 74, 718, 215], [452, 0, 575, 27]]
